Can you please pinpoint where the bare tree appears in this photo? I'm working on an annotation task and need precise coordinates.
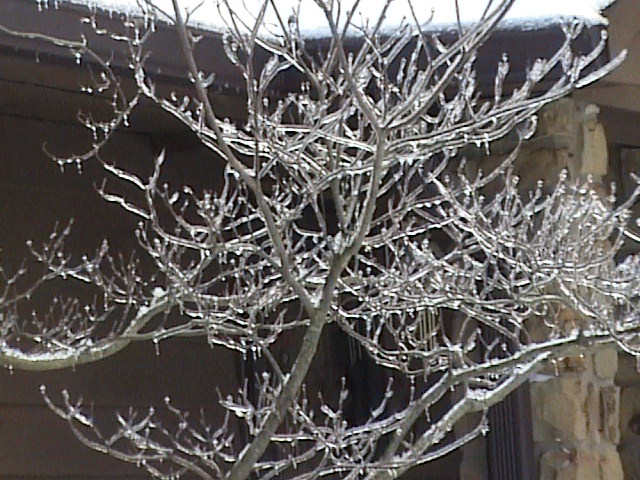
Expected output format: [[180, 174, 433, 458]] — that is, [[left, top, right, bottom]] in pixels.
[[0, 0, 637, 478]]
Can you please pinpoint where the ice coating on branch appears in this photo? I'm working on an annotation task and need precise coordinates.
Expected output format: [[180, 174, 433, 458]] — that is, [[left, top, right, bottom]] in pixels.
[[8, 0, 638, 477], [54, 0, 614, 36]]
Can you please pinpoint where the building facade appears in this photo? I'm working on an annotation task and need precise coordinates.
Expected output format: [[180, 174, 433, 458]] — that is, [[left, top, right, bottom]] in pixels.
[[0, 0, 639, 478]]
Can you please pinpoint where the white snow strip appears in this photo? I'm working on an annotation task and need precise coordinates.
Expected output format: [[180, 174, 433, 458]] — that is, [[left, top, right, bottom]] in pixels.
[[45, 0, 616, 37]]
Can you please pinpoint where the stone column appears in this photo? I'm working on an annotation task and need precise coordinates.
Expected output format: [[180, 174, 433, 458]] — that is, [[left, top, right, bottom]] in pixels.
[[531, 349, 622, 480], [616, 352, 640, 478], [614, 148, 640, 478], [526, 100, 623, 479]]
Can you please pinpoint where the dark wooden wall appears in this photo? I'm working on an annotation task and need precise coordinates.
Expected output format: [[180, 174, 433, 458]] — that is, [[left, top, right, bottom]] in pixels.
[[0, 23, 461, 479]]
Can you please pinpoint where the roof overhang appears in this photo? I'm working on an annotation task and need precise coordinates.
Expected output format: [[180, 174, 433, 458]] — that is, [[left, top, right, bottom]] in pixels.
[[0, 0, 612, 95]]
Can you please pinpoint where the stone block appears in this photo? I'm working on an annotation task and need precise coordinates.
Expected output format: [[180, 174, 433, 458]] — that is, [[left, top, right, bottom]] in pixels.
[[594, 348, 618, 380], [555, 308, 592, 337], [538, 98, 580, 138], [515, 148, 563, 189], [540, 447, 623, 480], [525, 316, 553, 344], [565, 355, 590, 373], [537, 355, 592, 377], [600, 385, 621, 444], [581, 116, 608, 177], [597, 444, 624, 480], [531, 377, 594, 442], [540, 449, 574, 480], [572, 449, 603, 480], [541, 448, 599, 480]]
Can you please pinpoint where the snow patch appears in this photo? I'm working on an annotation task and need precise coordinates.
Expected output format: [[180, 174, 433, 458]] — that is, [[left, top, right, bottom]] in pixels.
[[53, 0, 615, 37]]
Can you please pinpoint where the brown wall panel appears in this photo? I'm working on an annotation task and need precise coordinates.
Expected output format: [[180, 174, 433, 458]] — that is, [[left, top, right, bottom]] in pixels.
[[0, 405, 147, 477], [0, 27, 462, 478]]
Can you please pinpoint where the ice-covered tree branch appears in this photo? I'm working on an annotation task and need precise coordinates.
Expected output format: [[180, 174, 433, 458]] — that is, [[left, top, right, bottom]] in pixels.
[[0, 0, 638, 478]]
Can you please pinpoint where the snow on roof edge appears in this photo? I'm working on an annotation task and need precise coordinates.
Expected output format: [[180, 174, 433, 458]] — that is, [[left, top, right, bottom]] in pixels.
[[49, 0, 615, 38]]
